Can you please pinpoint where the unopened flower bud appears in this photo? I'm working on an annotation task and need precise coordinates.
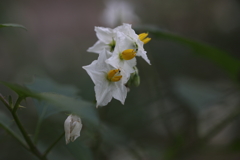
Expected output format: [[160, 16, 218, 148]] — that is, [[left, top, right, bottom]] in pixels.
[[126, 66, 140, 87], [133, 74, 140, 87], [64, 114, 82, 144]]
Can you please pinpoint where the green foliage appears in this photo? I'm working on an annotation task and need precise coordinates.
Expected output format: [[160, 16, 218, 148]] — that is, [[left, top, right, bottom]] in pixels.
[[0, 112, 28, 149], [0, 78, 99, 125], [39, 92, 98, 124], [66, 142, 94, 160], [0, 23, 27, 30], [137, 26, 240, 80], [0, 81, 40, 99], [26, 77, 99, 124]]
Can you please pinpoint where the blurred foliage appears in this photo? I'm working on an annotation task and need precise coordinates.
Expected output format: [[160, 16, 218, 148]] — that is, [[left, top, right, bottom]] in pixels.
[[0, 23, 27, 30], [1, 0, 240, 160], [136, 26, 240, 80]]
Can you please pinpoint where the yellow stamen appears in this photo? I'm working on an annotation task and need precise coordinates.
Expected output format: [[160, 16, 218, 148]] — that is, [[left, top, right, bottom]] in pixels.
[[138, 33, 148, 41], [107, 69, 122, 82], [120, 49, 137, 60], [142, 37, 151, 44], [138, 33, 151, 44]]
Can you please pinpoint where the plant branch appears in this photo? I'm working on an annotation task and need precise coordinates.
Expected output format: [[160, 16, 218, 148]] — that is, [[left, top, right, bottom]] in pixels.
[[13, 96, 24, 113], [0, 121, 28, 150], [0, 94, 11, 112], [43, 132, 65, 158], [201, 108, 240, 143], [11, 111, 45, 159], [11, 97, 47, 160], [34, 105, 47, 144]]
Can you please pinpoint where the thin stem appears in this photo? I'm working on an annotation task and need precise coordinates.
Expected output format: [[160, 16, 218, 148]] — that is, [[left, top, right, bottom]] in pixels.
[[0, 121, 29, 150], [11, 97, 47, 160], [43, 132, 65, 158], [13, 96, 24, 113], [12, 111, 45, 159], [34, 105, 47, 144], [0, 94, 11, 112], [201, 108, 240, 143], [167, 107, 240, 160]]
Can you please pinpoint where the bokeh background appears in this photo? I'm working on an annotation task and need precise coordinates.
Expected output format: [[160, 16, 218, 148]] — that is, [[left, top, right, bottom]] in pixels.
[[1, 0, 240, 159]]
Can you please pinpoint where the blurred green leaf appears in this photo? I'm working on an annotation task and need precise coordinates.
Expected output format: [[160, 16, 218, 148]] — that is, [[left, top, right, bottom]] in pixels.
[[25, 77, 99, 124], [26, 77, 80, 119], [0, 112, 27, 148], [66, 142, 94, 160], [173, 77, 225, 110], [137, 26, 240, 79], [0, 81, 40, 99], [39, 92, 98, 125], [0, 23, 27, 30], [0, 79, 99, 125]]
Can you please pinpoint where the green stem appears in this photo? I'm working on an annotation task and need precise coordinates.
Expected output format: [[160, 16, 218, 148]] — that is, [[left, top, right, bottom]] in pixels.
[[43, 132, 65, 158], [13, 96, 24, 113], [0, 95, 49, 160], [201, 108, 240, 143], [0, 94, 11, 112], [34, 105, 47, 144], [0, 121, 28, 150], [167, 107, 240, 160], [12, 111, 45, 159]]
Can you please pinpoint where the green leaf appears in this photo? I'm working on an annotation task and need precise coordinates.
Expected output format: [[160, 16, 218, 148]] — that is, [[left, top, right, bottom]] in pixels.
[[0, 112, 28, 149], [0, 81, 40, 99], [66, 142, 94, 160], [25, 77, 98, 124], [39, 92, 99, 125], [136, 26, 240, 79], [0, 23, 27, 30], [26, 77, 80, 119]]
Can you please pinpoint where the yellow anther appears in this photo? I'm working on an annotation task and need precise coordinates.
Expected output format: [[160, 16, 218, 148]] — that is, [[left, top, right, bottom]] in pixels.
[[111, 75, 122, 82], [142, 37, 151, 44], [138, 33, 151, 44], [107, 69, 122, 82], [120, 49, 137, 60], [138, 33, 148, 41]]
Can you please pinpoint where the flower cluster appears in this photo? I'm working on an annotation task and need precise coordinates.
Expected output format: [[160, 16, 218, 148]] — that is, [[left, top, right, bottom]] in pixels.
[[83, 23, 151, 107]]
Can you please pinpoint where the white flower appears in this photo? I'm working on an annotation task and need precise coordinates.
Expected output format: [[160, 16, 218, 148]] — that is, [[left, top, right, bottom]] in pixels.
[[106, 32, 137, 76], [100, 0, 140, 27], [115, 23, 151, 64], [87, 27, 116, 54], [64, 114, 82, 144], [83, 49, 128, 107]]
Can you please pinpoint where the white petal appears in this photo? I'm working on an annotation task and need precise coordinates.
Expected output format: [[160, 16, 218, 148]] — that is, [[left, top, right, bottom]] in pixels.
[[70, 121, 82, 142], [139, 51, 150, 64], [115, 23, 138, 40], [95, 26, 114, 44], [64, 115, 72, 144], [87, 41, 110, 54], [105, 53, 121, 69], [123, 58, 136, 73], [83, 61, 102, 85], [115, 32, 134, 51], [95, 82, 112, 107], [111, 82, 128, 105]]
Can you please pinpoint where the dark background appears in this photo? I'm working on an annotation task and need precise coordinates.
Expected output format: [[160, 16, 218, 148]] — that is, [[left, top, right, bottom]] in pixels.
[[1, 0, 240, 159]]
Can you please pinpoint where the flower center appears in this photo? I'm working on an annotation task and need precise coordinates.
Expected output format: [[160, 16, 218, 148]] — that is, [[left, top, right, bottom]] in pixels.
[[108, 40, 116, 52], [120, 49, 137, 60], [138, 33, 151, 44], [107, 69, 122, 82]]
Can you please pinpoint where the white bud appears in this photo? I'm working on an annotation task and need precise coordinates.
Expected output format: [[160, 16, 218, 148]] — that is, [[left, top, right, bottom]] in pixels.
[[64, 114, 82, 144]]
